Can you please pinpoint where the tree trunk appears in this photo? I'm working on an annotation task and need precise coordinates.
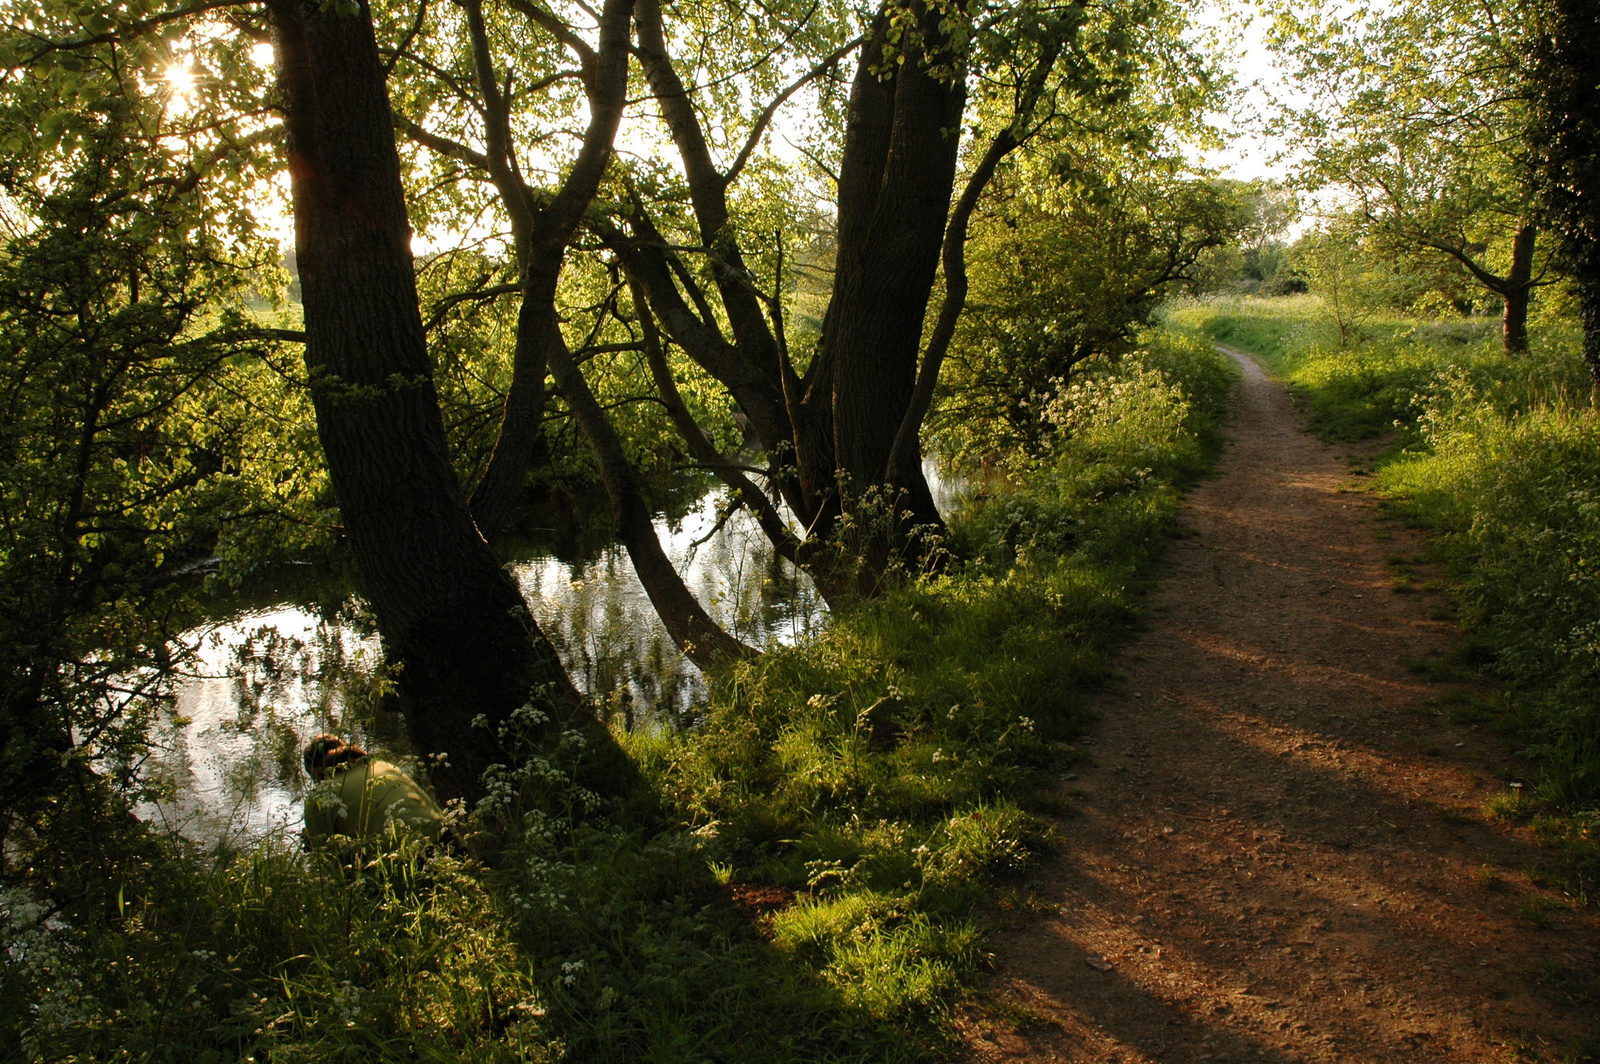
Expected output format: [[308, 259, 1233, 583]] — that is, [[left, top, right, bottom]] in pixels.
[[603, 0, 1075, 595], [544, 324, 755, 668], [817, 6, 965, 533], [1579, 271, 1600, 393], [1502, 222, 1536, 355], [466, 0, 636, 540], [1527, 0, 1600, 388], [266, 0, 626, 804]]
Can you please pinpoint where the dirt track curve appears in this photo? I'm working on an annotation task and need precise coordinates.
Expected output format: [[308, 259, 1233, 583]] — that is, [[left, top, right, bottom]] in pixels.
[[962, 345, 1600, 1063]]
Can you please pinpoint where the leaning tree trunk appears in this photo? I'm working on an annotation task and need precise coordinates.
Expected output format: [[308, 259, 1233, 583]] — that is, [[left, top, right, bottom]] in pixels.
[[543, 324, 755, 668], [267, 0, 627, 803]]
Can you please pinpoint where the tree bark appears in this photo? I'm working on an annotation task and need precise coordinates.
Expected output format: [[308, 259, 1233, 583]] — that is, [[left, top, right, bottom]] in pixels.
[[266, 0, 626, 804], [1502, 222, 1536, 355], [885, 36, 1061, 493], [819, 5, 965, 532], [1579, 271, 1600, 393]]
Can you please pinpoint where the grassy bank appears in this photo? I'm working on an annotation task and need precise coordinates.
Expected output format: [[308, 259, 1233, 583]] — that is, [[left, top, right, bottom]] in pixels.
[[1169, 294, 1600, 900], [2, 332, 1235, 1062]]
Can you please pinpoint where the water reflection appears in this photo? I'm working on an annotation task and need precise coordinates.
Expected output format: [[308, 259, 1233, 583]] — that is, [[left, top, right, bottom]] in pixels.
[[138, 605, 390, 844], [519, 490, 823, 728], [141, 487, 824, 841]]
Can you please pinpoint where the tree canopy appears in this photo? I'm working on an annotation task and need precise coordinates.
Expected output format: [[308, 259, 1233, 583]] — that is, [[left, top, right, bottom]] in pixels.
[[1267, 0, 1551, 350], [0, 0, 1232, 805]]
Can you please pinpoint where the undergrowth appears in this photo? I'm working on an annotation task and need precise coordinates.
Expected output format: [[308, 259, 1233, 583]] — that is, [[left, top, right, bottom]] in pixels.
[[1169, 294, 1600, 905], [1, 331, 1234, 1062]]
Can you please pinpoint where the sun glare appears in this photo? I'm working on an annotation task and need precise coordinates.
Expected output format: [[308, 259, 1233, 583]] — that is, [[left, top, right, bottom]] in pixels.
[[165, 65, 197, 97], [251, 42, 276, 69]]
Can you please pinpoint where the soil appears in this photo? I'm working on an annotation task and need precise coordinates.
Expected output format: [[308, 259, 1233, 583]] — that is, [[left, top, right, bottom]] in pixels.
[[961, 345, 1600, 1063]]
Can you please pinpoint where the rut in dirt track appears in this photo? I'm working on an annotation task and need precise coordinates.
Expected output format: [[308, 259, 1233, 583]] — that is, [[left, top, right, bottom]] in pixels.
[[964, 345, 1599, 1063]]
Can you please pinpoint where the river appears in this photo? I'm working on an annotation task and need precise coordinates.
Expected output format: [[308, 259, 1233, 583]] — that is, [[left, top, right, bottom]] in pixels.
[[138, 464, 967, 844], [137, 487, 805, 843]]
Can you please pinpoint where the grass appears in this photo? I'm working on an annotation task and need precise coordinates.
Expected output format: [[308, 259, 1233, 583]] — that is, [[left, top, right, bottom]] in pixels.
[[1169, 294, 1600, 909], [1, 331, 1236, 1062]]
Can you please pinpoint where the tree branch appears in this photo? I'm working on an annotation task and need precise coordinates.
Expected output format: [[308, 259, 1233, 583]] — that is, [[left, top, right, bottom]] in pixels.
[[723, 34, 864, 189], [6, 0, 247, 64], [504, 0, 597, 86], [391, 110, 491, 171], [627, 272, 801, 565]]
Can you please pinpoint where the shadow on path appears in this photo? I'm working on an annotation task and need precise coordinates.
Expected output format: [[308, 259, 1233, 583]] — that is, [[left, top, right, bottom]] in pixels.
[[963, 346, 1600, 1063]]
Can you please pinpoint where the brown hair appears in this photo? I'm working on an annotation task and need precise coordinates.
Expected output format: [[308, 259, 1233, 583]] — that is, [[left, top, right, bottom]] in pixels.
[[303, 734, 367, 776]]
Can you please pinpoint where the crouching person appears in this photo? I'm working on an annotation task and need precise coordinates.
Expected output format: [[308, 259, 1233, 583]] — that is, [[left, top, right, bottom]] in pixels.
[[301, 734, 446, 854]]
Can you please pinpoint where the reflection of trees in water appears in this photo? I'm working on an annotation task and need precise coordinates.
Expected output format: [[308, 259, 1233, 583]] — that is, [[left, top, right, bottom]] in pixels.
[[523, 492, 824, 728], [149, 487, 827, 839], [224, 605, 402, 793], [140, 602, 392, 842], [535, 551, 703, 730]]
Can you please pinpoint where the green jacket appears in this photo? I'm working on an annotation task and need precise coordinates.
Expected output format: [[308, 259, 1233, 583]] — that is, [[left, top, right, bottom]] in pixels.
[[303, 758, 445, 849]]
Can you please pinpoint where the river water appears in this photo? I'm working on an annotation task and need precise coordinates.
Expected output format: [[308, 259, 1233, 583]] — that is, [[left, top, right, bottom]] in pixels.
[[138, 487, 822, 843], [139, 464, 967, 844]]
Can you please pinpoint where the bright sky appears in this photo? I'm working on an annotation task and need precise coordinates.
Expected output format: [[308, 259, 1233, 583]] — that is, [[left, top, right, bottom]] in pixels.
[[1192, 0, 1301, 183]]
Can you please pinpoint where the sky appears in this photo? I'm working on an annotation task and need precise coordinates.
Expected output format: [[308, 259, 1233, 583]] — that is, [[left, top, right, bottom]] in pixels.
[[1192, 0, 1301, 183]]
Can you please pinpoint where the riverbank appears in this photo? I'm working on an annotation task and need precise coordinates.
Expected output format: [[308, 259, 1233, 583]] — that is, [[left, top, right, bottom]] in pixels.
[[2, 329, 1236, 1062]]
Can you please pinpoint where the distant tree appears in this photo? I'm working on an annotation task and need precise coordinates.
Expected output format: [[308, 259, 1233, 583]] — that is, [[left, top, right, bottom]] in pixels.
[[1193, 181, 1304, 295], [1526, 0, 1600, 385], [1292, 215, 1435, 346], [1270, 0, 1551, 352]]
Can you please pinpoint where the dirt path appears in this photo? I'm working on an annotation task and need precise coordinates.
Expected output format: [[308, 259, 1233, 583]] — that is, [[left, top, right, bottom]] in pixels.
[[963, 346, 1599, 1063]]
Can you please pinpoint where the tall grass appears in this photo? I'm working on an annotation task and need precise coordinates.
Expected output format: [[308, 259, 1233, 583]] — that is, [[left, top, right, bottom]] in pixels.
[[1, 331, 1236, 1061], [1170, 295, 1600, 899]]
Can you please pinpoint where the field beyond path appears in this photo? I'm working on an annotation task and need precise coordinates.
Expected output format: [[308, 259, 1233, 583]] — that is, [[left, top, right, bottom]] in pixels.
[[966, 345, 1600, 1062]]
